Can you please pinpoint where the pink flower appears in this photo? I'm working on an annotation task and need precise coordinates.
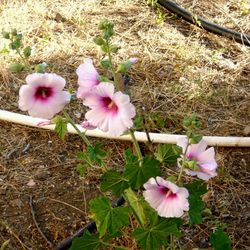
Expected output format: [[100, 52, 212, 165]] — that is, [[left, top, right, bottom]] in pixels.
[[129, 57, 138, 64], [177, 137, 217, 181], [143, 177, 189, 218], [76, 58, 100, 98], [83, 82, 135, 136], [18, 73, 71, 119]]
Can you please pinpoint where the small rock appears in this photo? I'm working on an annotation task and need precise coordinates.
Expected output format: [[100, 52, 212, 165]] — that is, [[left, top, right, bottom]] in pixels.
[[35, 169, 50, 180], [27, 179, 36, 187], [243, 125, 250, 136]]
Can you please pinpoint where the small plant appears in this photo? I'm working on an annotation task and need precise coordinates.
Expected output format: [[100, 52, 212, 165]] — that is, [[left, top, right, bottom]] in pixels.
[[12, 20, 232, 249], [2, 29, 46, 73], [241, 0, 250, 15]]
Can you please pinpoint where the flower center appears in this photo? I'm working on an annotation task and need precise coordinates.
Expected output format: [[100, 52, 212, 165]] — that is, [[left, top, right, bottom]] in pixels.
[[160, 187, 177, 199], [35, 86, 53, 100], [102, 97, 118, 113]]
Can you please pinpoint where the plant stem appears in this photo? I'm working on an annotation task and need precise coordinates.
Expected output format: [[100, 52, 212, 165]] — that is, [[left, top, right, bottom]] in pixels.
[[177, 138, 190, 184], [63, 110, 91, 147], [16, 48, 32, 71], [170, 235, 176, 250], [129, 129, 143, 161], [106, 41, 117, 81]]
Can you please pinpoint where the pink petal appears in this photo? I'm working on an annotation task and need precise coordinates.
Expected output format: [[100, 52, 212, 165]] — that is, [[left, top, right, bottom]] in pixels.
[[94, 82, 114, 98], [45, 73, 66, 91], [197, 147, 215, 163], [143, 177, 189, 218], [76, 58, 99, 83], [81, 121, 96, 130], [187, 139, 208, 158], [26, 73, 66, 91], [176, 137, 188, 152], [18, 85, 35, 111], [28, 101, 56, 119], [48, 91, 71, 114]]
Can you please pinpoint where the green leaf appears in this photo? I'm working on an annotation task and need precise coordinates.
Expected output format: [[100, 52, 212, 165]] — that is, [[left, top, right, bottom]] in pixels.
[[124, 153, 161, 189], [11, 29, 17, 36], [115, 247, 130, 250], [0, 239, 10, 250], [124, 148, 137, 163], [9, 40, 21, 50], [116, 60, 133, 74], [90, 197, 129, 237], [110, 45, 119, 53], [183, 114, 200, 129], [190, 133, 202, 144], [184, 181, 207, 225], [123, 188, 146, 226], [35, 63, 46, 73], [101, 44, 109, 53], [154, 144, 182, 165], [76, 163, 88, 177], [210, 228, 231, 250], [133, 218, 181, 250], [87, 144, 107, 165], [2, 31, 10, 39], [133, 116, 144, 130], [93, 36, 105, 46], [101, 170, 129, 196], [23, 46, 31, 58], [98, 75, 110, 82], [9, 63, 24, 72], [70, 230, 102, 250], [100, 58, 111, 69], [53, 115, 68, 140]]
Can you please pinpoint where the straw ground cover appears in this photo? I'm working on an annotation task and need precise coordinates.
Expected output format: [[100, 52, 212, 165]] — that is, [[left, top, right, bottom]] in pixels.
[[0, 0, 249, 249]]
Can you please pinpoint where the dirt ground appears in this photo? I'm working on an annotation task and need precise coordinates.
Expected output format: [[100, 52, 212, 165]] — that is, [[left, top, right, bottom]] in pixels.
[[0, 0, 249, 249]]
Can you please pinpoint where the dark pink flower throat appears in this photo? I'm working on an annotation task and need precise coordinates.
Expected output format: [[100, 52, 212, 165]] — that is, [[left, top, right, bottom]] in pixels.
[[35, 86, 53, 100], [160, 187, 177, 199], [102, 97, 118, 113]]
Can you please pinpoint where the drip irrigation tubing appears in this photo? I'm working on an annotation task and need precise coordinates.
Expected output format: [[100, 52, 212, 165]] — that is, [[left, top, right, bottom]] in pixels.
[[1, 110, 250, 146], [158, 0, 250, 46], [54, 197, 125, 250]]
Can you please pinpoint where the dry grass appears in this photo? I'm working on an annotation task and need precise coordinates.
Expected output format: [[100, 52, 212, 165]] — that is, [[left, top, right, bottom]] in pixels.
[[0, 0, 249, 249]]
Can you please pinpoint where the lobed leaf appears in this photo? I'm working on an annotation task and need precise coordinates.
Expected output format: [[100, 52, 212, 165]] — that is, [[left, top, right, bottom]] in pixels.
[[123, 188, 146, 226], [101, 170, 129, 196], [70, 230, 102, 250], [154, 144, 182, 165], [210, 228, 231, 250], [133, 217, 181, 250], [124, 153, 161, 189], [90, 197, 129, 238], [184, 181, 207, 225], [53, 115, 68, 140]]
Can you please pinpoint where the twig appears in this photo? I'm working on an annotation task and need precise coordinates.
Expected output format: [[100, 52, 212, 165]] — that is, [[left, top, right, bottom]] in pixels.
[[29, 196, 53, 247], [48, 198, 85, 215]]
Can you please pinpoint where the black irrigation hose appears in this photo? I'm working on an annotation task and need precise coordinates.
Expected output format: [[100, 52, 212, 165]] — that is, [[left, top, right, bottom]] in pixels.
[[54, 2, 250, 249], [54, 197, 125, 250], [158, 0, 250, 46]]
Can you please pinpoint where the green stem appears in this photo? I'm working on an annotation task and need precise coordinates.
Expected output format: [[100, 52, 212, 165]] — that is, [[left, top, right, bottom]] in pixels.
[[107, 43, 116, 79], [63, 110, 91, 147], [177, 138, 190, 184], [129, 129, 143, 161], [170, 235, 175, 250], [16, 48, 32, 71]]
